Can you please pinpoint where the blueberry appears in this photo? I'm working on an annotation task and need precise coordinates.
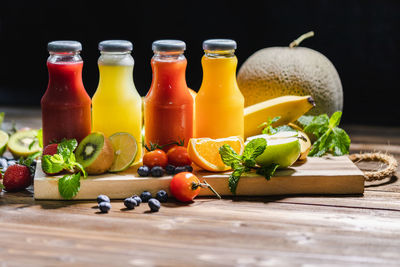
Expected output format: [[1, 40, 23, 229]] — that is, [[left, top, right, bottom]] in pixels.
[[137, 165, 150, 177], [184, 165, 193, 172], [156, 190, 168, 203], [140, 191, 152, 202], [165, 164, 176, 175], [151, 166, 164, 177], [98, 202, 111, 213], [0, 158, 8, 170], [124, 197, 137, 210], [132, 195, 142, 206], [97, 194, 110, 204], [148, 198, 161, 212], [174, 166, 187, 174]]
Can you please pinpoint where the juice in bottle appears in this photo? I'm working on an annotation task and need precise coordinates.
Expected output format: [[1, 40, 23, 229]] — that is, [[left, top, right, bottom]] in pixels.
[[41, 41, 91, 146], [144, 40, 193, 151], [195, 39, 244, 139], [92, 40, 142, 162]]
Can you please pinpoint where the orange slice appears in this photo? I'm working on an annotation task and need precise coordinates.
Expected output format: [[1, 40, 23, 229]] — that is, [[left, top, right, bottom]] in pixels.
[[187, 136, 244, 172]]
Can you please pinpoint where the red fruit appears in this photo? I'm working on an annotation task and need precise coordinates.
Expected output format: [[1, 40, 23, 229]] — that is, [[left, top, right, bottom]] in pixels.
[[3, 164, 32, 192], [143, 149, 168, 168], [169, 172, 201, 202], [43, 143, 58, 156], [167, 146, 192, 167]]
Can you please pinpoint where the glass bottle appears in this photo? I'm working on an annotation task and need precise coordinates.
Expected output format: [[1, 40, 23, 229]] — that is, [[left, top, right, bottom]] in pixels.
[[41, 40, 91, 146], [92, 40, 142, 162], [195, 39, 244, 139], [144, 40, 193, 151]]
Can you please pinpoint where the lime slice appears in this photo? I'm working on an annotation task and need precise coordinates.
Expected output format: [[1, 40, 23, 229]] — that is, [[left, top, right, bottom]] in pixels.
[[0, 130, 9, 156], [109, 132, 138, 172]]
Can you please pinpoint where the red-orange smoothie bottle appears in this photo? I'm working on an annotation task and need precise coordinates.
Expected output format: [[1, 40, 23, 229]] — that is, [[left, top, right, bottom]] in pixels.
[[41, 41, 91, 146], [144, 40, 193, 151]]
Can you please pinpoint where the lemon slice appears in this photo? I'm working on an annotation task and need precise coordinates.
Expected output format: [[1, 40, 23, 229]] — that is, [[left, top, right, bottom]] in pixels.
[[109, 132, 138, 172], [0, 130, 9, 156], [187, 136, 244, 172]]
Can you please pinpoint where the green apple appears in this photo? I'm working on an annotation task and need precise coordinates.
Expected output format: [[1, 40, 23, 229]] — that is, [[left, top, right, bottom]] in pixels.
[[253, 135, 301, 168]]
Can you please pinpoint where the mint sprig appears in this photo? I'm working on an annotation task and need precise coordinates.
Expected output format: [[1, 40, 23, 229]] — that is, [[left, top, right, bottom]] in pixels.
[[298, 111, 351, 157], [42, 139, 87, 199], [219, 138, 279, 194]]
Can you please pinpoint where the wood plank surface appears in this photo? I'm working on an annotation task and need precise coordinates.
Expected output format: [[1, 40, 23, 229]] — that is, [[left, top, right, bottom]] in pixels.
[[34, 156, 364, 200], [0, 107, 399, 266]]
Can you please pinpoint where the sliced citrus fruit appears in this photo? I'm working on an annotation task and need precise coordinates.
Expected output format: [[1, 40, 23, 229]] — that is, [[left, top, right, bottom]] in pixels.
[[187, 136, 244, 172], [0, 130, 9, 156], [109, 132, 138, 172]]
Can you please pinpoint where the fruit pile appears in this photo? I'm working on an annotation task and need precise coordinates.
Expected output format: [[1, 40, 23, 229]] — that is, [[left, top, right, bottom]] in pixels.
[[138, 143, 193, 177]]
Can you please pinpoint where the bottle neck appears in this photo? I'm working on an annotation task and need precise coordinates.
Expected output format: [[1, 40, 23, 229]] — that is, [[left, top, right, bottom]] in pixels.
[[97, 52, 134, 90], [150, 51, 188, 97], [47, 52, 84, 92], [201, 50, 238, 90]]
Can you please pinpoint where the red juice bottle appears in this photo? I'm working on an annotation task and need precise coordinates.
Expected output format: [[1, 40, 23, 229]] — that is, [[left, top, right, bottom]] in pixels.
[[41, 41, 91, 146], [144, 40, 193, 151]]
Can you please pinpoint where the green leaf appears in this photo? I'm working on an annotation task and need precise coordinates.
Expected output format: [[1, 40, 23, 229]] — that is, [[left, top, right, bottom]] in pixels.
[[37, 129, 43, 148], [274, 125, 298, 133], [228, 166, 245, 194], [57, 139, 78, 159], [41, 155, 64, 174], [329, 127, 350, 156], [242, 138, 267, 161], [256, 163, 279, 180], [219, 144, 241, 167], [329, 111, 342, 128], [303, 114, 329, 139], [0, 112, 4, 128], [308, 130, 330, 157], [297, 115, 315, 128], [58, 172, 81, 200], [0, 182, 4, 190]]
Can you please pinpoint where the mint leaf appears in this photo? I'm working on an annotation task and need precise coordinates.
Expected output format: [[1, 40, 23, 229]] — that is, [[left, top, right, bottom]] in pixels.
[[228, 166, 245, 194], [242, 138, 267, 161], [256, 163, 279, 180], [58, 172, 81, 199], [260, 116, 281, 135], [0, 112, 4, 128], [329, 127, 351, 156], [57, 139, 78, 159], [329, 111, 342, 128], [41, 155, 64, 174], [0, 182, 4, 190], [303, 114, 329, 139], [297, 115, 314, 128], [219, 144, 241, 167], [274, 125, 298, 133]]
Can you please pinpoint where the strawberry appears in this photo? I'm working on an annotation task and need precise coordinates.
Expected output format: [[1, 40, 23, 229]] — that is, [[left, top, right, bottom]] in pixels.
[[43, 143, 58, 156], [3, 164, 31, 192]]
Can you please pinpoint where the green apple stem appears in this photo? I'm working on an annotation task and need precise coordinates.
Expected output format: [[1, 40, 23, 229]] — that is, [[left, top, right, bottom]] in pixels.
[[289, 31, 314, 48]]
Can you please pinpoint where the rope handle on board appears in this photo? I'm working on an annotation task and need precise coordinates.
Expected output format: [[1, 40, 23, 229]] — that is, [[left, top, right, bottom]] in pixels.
[[349, 152, 398, 182]]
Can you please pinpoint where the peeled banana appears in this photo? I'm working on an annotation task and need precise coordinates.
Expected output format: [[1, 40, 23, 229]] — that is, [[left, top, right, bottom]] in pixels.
[[244, 95, 315, 138]]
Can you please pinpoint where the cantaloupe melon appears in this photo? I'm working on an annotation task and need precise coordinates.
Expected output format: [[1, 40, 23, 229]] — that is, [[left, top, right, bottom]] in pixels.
[[237, 32, 343, 116]]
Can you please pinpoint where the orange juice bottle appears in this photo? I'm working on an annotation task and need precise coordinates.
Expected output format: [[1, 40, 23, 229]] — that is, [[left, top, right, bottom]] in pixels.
[[195, 39, 244, 139]]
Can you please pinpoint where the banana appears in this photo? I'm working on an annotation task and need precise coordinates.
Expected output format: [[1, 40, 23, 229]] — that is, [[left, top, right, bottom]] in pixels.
[[244, 95, 315, 138]]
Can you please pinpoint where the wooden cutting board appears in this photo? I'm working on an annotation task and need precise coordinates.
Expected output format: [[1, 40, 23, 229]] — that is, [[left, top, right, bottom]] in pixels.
[[33, 156, 365, 200]]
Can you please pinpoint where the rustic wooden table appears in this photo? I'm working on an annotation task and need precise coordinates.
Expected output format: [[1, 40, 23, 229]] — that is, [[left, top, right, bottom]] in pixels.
[[0, 107, 399, 266]]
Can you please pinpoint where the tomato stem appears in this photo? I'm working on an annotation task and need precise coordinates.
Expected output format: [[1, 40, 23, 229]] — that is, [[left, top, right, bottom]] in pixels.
[[199, 180, 222, 199]]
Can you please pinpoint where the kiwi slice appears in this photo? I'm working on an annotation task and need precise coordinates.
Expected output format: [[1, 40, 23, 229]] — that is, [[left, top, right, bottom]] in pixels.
[[75, 132, 114, 175], [7, 129, 41, 158]]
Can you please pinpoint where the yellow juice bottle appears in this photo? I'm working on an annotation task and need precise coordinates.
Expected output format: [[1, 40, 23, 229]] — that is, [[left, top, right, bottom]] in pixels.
[[92, 40, 142, 162], [195, 39, 244, 139]]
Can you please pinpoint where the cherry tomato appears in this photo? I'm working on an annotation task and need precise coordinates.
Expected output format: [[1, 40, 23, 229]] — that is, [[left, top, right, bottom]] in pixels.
[[167, 146, 192, 167], [169, 172, 200, 202], [143, 149, 168, 168]]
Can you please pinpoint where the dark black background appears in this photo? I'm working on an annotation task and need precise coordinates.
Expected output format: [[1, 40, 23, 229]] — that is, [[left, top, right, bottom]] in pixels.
[[0, 0, 399, 125]]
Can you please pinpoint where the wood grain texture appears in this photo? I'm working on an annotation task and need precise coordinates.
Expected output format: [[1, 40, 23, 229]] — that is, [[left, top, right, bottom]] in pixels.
[[34, 156, 364, 200], [0, 107, 399, 266]]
